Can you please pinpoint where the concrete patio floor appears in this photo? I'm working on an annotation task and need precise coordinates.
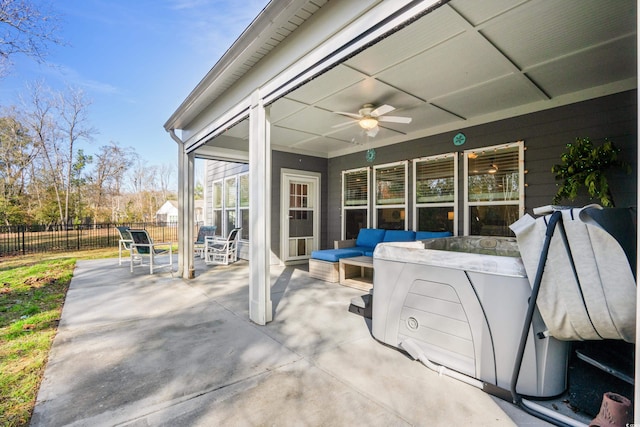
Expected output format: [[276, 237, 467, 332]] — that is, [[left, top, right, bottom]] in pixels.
[[31, 256, 551, 426]]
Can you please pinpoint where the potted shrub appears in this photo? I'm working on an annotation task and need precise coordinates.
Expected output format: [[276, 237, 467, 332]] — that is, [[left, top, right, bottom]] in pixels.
[[552, 137, 631, 207]]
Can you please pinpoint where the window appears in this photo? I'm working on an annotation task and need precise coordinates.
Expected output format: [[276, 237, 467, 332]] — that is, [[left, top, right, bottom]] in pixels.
[[212, 180, 223, 236], [341, 167, 369, 239], [464, 141, 524, 236], [239, 173, 249, 240], [224, 177, 237, 235], [374, 161, 407, 230], [413, 153, 457, 234]]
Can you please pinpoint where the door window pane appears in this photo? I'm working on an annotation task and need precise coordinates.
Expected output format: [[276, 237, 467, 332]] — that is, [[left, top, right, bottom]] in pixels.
[[289, 210, 313, 237]]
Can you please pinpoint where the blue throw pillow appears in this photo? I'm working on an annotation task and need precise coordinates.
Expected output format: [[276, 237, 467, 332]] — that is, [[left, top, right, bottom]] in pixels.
[[383, 230, 416, 242], [355, 228, 386, 248]]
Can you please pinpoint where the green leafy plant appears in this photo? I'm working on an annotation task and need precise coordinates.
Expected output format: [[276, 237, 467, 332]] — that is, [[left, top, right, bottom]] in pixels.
[[552, 137, 631, 207]]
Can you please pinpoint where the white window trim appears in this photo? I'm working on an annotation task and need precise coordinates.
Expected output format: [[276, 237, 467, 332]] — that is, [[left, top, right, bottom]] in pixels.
[[463, 141, 525, 236], [341, 166, 370, 239], [412, 153, 458, 235], [238, 172, 249, 241], [374, 160, 408, 231], [212, 179, 223, 236], [224, 176, 238, 237]]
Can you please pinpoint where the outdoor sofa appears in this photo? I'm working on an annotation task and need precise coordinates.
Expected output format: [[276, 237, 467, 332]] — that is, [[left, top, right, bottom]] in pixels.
[[309, 228, 452, 282]]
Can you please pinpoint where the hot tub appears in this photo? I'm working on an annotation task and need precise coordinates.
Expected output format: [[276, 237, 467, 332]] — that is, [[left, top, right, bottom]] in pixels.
[[372, 236, 569, 398]]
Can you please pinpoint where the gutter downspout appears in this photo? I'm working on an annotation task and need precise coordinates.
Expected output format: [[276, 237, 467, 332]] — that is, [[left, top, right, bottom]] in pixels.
[[169, 129, 195, 279]]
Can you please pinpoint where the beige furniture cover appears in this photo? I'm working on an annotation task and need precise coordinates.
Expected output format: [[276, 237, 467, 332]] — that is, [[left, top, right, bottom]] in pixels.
[[510, 205, 636, 343]]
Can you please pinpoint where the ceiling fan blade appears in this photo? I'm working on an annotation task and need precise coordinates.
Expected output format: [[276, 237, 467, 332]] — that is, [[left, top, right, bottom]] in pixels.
[[378, 115, 412, 124], [371, 104, 395, 117], [331, 120, 358, 129], [333, 111, 362, 119]]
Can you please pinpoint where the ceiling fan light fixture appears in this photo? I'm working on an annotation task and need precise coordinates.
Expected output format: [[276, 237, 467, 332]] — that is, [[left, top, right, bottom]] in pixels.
[[359, 117, 378, 130]]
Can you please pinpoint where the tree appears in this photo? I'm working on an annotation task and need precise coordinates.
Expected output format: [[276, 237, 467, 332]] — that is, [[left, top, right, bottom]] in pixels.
[[21, 81, 65, 224], [57, 86, 96, 225], [19, 82, 96, 225], [0, 0, 62, 77], [87, 142, 137, 224], [158, 163, 174, 201], [194, 181, 204, 200], [0, 109, 38, 224], [71, 148, 92, 222]]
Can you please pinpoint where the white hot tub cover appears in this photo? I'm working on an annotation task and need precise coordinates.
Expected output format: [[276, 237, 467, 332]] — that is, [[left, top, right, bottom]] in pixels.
[[510, 205, 636, 342]]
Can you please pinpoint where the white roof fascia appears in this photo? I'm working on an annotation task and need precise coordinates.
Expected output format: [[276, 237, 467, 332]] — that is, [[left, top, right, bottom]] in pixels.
[[183, 0, 449, 154], [184, 94, 252, 152], [180, 0, 382, 150], [165, 0, 307, 131], [193, 145, 250, 163]]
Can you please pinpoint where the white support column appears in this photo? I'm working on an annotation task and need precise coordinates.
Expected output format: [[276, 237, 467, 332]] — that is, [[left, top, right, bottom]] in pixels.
[[249, 90, 273, 325], [178, 144, 195, 279]]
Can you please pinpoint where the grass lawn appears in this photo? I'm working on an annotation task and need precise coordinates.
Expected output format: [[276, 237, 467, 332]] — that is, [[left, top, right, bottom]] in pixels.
[[0, 249, 118, 427]]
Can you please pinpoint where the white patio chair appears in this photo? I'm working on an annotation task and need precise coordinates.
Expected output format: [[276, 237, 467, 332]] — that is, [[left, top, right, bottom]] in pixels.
[[204, 228, 241, 265], [128, 229, 173, 274], [116, 226, 135, 266], [194, 225, 217, 258]]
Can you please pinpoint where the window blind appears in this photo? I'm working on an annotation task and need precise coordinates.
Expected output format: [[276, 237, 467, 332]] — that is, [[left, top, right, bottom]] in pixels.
[[212, 181, 222, 209], [376, 163, 406, 205], [343, 169, 368, 206], [225, 177, 237, 207], [239, 174, 249, 208], [415, 156, 455, 203], [468, 145, 520, 202]]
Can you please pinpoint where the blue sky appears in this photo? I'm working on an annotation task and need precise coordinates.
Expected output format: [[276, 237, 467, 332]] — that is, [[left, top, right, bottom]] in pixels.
[[0, 0, 269, 173]]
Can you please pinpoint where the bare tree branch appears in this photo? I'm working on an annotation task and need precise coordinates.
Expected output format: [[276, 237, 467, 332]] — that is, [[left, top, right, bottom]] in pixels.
[[0, 0, 63, 77]]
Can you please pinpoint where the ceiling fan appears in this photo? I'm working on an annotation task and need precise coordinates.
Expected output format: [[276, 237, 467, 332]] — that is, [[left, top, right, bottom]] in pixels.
[[333, 104, 412, 138]]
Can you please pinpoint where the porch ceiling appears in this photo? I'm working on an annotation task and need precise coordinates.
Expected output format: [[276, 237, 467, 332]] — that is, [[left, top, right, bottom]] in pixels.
[[206, 0, 637, 159]]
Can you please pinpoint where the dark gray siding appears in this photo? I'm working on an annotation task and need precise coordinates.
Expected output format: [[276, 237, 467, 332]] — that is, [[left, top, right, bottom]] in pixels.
[[326, 90, 637, 246]]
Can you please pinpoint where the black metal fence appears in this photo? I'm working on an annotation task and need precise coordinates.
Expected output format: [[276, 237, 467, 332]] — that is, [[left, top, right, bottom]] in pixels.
[[0, 223, 185, 256]]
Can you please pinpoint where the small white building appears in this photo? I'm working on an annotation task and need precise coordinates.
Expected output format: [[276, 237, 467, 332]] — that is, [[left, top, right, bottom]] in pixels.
[[155, 200, 204, 224]]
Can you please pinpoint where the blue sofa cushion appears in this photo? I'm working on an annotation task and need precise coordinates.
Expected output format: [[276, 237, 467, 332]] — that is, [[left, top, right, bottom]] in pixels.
[[383, 230, 416, 242], [416, 231, 453, 240], [311, 248, 365, 263], [355, 228, 386, 248]]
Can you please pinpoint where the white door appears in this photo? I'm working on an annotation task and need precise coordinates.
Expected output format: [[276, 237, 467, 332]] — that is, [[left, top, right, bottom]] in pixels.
[[281, 170, 320, 263]]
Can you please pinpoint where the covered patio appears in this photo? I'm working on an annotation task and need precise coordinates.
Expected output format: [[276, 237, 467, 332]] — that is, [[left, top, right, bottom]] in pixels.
[[165, 0, 637, 326], [162, 1, 637, 423], [31, 258, 549, 426]]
